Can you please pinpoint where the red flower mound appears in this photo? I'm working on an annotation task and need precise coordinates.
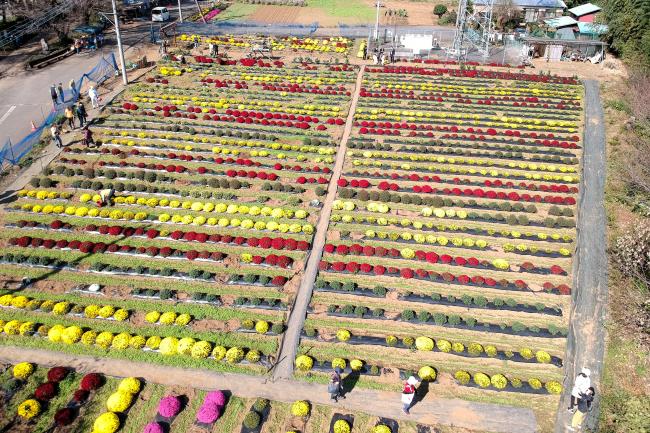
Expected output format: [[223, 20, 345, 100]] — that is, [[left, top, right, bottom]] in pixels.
[[346, 262, 360, 273], [47, 366, 69, 383], [271, 276, 287, 287], [557, 284, 571, 295], [185, 250, 199, 260], [50, 220, 63, 229], [318, 260, 330, 271], [54, 408, 76, 426], [73, 389, 89, 402], [80, 373, 104, 391], [35, 381, 57, 401], [108, 226, 122, 236], [550, 265, 565, 275]]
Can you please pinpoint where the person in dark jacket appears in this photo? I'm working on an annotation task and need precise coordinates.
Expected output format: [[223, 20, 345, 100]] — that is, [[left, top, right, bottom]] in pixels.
[[57, 82, 65, 103], [50, 84, 58, 107], [75, 102, 87, 128], [328, 367, 344, 402], [82, 126, 95, 148], [569, 387, 595, 431]]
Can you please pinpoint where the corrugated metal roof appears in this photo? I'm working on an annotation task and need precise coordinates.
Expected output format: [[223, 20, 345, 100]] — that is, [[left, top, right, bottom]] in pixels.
[[474, 0, 566, 8], [577, 22, 608, 35], [568, 3, 601, 16], [556, 27, 576, 40], [544, 16, 578, 28]]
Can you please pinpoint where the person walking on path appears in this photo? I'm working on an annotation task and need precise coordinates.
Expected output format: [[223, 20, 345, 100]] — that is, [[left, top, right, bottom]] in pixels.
[[568, 368, 591, 412], [82, 126, 94, 148], [50, 84, 58, 107], [69, 79, 77, 99], [328, 367, 344, 402], [390, 47, 395, 63], [57, 82, 65, 103], [50, 124, 63, 148], [64, 106, 75, 130], [88, 86, 99, 109], [75, 101, 87, 128], [568, 387, 595, 431], [401, 376, 419, 414]]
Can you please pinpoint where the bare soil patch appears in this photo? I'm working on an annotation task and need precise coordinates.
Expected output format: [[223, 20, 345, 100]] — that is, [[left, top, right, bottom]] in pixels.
[[249, 5, 302, 24]]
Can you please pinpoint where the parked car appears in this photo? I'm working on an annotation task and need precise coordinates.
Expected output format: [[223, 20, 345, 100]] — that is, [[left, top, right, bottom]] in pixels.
[[151, 7, 170, 22]]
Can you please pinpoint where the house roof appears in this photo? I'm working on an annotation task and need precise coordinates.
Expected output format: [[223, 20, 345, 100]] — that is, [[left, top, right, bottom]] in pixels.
[[568, 3, 602, 16], [474, 0, 566, 8], [577, 22, 609, 35], [555, 27, 576, 40], [544, 16, 578, 28]]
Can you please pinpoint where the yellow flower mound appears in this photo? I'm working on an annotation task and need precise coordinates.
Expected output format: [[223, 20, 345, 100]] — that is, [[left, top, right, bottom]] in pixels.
[[17, 399, 41, 419], [418, 366, 437, 382], [106, 391, 133, 412], [13, 362, 34, 379], [295, 355, 313, 371], [118, 377, 141, 394], [93, 412, 120, 433], [415, 336, 434, 351], [291, 400, 310, 417]]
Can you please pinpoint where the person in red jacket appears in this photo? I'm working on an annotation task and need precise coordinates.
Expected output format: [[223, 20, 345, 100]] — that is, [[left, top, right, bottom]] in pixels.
[[401, 376, 419, 414]]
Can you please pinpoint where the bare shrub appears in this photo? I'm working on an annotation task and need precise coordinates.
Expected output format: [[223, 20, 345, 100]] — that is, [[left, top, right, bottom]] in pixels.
[[614, 223, 650, 285]]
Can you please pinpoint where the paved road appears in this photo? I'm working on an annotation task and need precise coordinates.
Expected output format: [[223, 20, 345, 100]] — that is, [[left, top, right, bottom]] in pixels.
[[1, 346, 540, 433], [0, 1, 199, 149], [554, 80, 608, 432]]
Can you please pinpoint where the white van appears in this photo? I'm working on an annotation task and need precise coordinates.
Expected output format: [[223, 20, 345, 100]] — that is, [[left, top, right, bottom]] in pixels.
[[151, 7, 170, 22]]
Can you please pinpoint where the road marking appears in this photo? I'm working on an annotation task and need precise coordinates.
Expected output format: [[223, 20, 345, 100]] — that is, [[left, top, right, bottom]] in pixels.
[[0, 105, 16, 125]]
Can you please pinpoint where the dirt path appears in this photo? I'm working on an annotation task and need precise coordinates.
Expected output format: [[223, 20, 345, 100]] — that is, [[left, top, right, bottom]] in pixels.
[[272, 66, 366, 381], [553, 80, 608, 432], [1, 346, 539, 433]]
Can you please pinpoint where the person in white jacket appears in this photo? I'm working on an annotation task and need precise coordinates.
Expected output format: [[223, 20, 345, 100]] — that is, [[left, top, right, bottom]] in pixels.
[[569, 367, 591, 411], [88, 86, 99, 109]]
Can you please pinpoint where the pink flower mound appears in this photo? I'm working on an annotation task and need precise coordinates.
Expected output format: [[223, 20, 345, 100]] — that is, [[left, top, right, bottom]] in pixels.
[[205, 391, 226, 407], [143, 422, 163, 433], [196, 404, 222, 424], [158, 395, 181, 418]]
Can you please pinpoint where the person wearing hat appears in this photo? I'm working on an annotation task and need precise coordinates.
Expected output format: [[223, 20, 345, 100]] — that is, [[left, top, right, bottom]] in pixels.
[[568, 368, 591, 411], [328, 367, 344, 402], [401, 376, 419, 414]]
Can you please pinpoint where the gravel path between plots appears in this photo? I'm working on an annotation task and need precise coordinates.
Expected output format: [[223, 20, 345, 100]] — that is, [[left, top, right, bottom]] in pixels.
[[1, 346, 539, 433], [271, 66, 366, 381], [554, 80, 608, 433]]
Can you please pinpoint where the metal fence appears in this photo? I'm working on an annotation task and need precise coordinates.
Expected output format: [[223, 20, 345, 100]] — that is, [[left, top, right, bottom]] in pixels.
[[0, 53, 118, 168]]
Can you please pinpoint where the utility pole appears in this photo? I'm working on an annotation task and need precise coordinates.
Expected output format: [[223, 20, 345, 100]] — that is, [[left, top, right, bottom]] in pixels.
[[374, 1, 381, 41], [178, 0, 184, 22], [106, 0, 128, 85]]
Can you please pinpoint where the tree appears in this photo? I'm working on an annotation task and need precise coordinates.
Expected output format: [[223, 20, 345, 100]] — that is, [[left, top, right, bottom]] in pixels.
[[493, 0, 521, 31], [433, 4, 448, 18], [600, 0, 650, 68]]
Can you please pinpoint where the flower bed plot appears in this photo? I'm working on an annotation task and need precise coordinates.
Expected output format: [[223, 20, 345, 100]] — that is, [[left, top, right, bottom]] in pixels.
[[297, 65, 581, 400], [0, 56, 357, 377]]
